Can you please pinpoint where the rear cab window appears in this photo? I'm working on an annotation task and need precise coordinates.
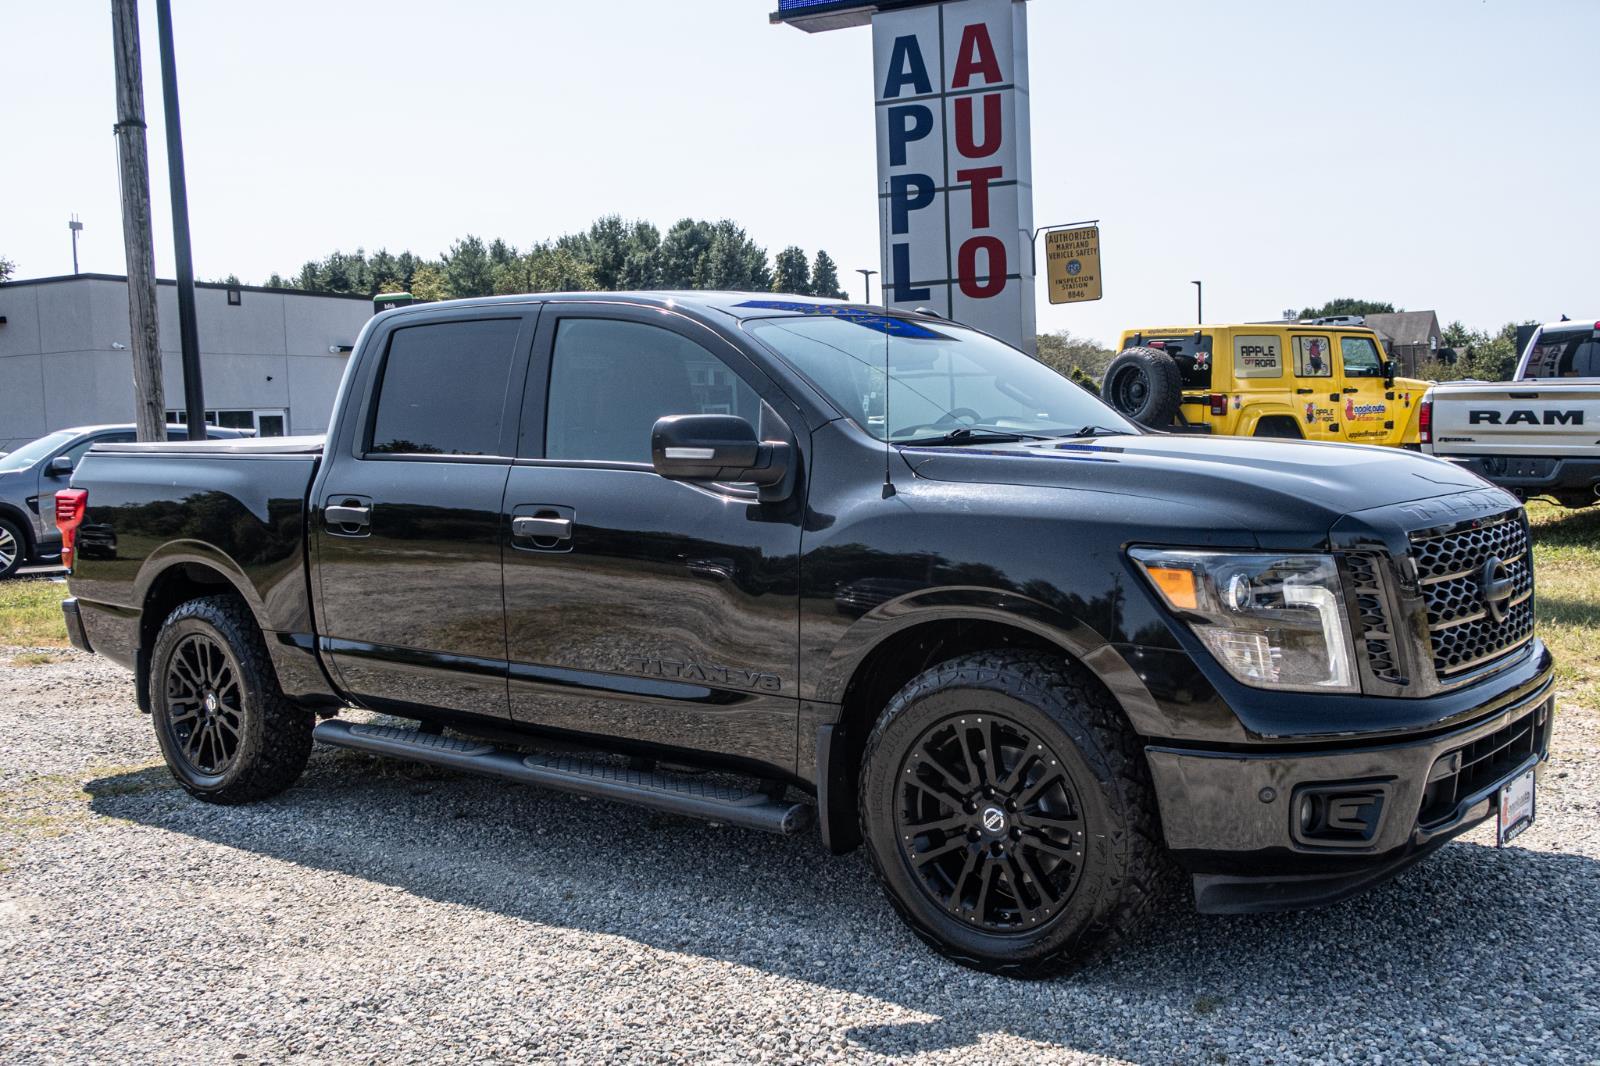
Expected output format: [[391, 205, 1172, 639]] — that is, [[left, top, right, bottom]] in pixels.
[[1525, 329, 1600, 378]]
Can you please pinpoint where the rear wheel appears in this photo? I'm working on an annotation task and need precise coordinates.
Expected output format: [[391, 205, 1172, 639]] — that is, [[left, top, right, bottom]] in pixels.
[[0, 518, 25, 579], [859, 651, 1165, 976], [148, 596, 313, 804]]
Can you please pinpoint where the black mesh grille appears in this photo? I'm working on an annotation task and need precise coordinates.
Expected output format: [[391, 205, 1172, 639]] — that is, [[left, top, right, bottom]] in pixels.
[[1418, 709, 1542, 827], [1346, 553, 1404, 685], [1411, 514, 1534, 678]]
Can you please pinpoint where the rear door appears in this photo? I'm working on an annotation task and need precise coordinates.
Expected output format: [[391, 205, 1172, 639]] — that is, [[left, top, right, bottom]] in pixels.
[[1285, 332, 1343, 441], [310, 307, 537, 720], [500, 302, 803, 772]]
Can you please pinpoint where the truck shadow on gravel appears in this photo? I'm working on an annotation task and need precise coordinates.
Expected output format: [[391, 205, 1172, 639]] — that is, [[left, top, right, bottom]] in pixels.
[[85, 752, 1597, 1062]]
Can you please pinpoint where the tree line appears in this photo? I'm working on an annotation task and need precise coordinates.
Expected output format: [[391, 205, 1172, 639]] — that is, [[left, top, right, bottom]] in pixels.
[[261, 215, 850, 301]]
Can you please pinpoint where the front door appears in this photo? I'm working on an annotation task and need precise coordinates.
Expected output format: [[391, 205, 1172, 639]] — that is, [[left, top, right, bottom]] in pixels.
[[311, 310, 535, 720], [1288, 333, 1344, 442], [501, 304, 803, 773], [1337, 334, 1393, 444]]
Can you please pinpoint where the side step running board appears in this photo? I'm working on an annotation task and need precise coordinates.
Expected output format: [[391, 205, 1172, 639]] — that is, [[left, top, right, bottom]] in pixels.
[[313, 720, 813, 835]]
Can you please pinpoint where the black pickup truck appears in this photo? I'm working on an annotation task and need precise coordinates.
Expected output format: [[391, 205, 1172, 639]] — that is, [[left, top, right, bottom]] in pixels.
[[59, 292, 1554, 975]]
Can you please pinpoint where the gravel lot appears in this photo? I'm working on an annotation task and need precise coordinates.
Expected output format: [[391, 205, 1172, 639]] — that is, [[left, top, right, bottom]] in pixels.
[[2, 648, 1596, 1064]]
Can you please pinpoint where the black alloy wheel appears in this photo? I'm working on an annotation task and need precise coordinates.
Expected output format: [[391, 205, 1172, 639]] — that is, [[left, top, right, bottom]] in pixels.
[[1107, 363, 1150, 415], [163, 632, 245, 779], [148, 596, 314, 804], [859, 651, 1166, 976], [896, 712, 1086, 932]]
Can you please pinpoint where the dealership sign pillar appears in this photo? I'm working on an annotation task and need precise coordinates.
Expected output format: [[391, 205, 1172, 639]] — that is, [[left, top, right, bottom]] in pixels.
[[774, 0, 1035, 353]]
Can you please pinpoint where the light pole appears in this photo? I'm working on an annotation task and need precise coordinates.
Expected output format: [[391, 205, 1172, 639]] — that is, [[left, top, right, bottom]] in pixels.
[[1191, 280, 1203, 324], [68, 216, 83, 274], [857, 268, 877, 305]]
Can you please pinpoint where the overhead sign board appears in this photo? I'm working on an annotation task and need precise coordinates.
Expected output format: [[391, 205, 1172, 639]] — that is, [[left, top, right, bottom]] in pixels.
[[1044, 225, 1102, 305], [872, 0, 1035, 352]]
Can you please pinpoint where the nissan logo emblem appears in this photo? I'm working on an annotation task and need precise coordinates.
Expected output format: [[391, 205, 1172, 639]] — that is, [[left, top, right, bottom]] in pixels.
[[1480, 555, 1515, 623]]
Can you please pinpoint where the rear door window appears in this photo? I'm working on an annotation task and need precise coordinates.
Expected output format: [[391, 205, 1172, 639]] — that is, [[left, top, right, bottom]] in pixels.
[[1292, 336, 1334, 378], [1142, 335, 1214, 388], [368, 318, 522, 456]]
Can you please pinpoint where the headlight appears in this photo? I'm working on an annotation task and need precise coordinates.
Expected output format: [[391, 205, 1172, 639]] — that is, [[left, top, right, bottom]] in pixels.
[[1130, 549, 1357, 693]]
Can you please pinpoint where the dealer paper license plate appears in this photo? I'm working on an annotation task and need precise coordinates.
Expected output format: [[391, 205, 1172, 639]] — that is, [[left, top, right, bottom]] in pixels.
[[1497, 768, 1536, 846]]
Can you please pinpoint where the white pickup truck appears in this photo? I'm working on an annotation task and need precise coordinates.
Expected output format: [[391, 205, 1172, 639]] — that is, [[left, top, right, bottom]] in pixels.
[[1421, 320, 1600, 507]]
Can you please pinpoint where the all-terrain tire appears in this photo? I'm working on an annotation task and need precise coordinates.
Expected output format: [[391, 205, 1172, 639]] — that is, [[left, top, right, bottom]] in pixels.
[[148, 596, 313, 804], [1101, 346, 1183, 428], [858, 650, 1166, 977]]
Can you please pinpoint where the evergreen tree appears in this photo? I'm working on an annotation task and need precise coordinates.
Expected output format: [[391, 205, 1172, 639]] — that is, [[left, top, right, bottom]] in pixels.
[[658, 219, 717, 288], [443, 235, 495, 298], [694, 220, 770, 291], [811, 250, 846, 300], [772, 246, 811, 295]]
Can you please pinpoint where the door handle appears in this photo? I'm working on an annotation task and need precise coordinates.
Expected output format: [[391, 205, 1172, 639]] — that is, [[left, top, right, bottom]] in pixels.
[[1295, 388, 1314, 395], [512, 516, 572, 540], [325, 503, 370, 526], [1343, 387, 1360, 394]]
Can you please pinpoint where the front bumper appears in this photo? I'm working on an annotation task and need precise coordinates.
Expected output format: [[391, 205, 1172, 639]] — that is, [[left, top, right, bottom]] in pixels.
[[1147, 663, 1555, 914], [1442, 454, 1600, 498]]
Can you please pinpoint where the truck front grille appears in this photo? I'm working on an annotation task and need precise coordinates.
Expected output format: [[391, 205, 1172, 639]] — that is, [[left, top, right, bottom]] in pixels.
[[1411, 513, 1534, 679]]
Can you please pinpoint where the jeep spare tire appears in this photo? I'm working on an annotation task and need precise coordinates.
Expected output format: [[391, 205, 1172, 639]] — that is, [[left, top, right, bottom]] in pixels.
[[1101, 347, 1182, 429]]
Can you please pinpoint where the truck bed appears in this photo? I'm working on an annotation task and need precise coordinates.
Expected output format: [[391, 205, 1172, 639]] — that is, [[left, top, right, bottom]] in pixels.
[[1428, 380, 1600, 458], [90, 435, 326, 457]]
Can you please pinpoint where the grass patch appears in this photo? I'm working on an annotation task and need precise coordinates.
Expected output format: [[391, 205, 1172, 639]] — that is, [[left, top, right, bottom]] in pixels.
[[9, 652, 59, 667], [0, 576, 70, 648], [1527, 500, 1600, 710]]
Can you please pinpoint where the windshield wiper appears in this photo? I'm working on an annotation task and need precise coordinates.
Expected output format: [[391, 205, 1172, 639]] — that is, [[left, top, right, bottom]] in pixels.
[[1067, 425, 1137, 438], [898, 427, 1042, 447]]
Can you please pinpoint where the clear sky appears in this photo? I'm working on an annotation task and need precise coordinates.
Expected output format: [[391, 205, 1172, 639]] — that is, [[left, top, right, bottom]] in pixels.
[[4, 0, 1596, 346]]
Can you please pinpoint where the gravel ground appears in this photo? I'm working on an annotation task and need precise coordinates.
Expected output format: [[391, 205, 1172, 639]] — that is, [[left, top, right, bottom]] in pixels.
[[1, 648, 1596, 1065]]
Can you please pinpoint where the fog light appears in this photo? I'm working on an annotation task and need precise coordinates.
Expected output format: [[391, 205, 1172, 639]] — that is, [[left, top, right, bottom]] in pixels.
[[1290, 781, 1392, 849]]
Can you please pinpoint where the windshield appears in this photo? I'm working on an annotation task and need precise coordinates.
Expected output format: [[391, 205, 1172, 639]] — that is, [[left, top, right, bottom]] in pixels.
[[744, 314, 1135, 442], [0, 430, 77, 473]]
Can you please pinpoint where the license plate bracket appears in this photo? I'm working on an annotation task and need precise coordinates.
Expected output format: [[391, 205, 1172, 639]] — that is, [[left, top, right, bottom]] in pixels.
[[1496, 767, 1536, 847]]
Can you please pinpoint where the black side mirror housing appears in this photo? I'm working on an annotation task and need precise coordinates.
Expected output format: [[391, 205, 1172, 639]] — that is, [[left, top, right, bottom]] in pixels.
[[47, 455, 73, 477], [1381, 360, 1396, 386], [651, 414, 790, 495]]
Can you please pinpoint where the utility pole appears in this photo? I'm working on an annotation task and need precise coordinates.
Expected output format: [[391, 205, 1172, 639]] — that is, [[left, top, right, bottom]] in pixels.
[[69, 216, 84, 274], [155, 0, 205, 440], [111, 0, 167, 442]]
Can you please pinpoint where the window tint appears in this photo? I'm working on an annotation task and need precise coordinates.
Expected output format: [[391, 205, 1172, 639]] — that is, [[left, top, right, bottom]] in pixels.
[[1527, 330, 1600, 378], [545, 319, 760, 463], [1340, 336, 1384, 377], [369, 318, 521, 456], [1293, 336, 1333, 378]]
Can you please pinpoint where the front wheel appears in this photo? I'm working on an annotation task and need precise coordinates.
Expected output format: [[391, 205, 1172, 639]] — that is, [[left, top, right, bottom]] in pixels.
[[148, 596, 314, 804], [859, 651, 1165, 976]]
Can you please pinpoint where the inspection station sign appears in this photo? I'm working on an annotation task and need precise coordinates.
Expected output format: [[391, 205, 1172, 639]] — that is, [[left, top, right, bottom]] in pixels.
[[1044, 225, 1101, 305], [774, 0, 1036, 353]]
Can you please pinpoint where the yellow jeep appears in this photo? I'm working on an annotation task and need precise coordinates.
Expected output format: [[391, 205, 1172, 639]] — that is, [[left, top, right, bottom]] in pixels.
[[1103, 324, 1430, 446]]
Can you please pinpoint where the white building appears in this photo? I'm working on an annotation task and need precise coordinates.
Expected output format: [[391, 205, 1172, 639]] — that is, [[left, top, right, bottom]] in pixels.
[[0, 274, 372, 451]]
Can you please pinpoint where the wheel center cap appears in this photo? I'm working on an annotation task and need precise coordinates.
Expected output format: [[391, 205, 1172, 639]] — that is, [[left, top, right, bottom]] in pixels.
[[980, 806, 1007, 835], [204, 692, 219, 713]]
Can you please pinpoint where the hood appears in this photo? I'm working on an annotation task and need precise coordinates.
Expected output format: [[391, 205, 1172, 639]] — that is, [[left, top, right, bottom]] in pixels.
[[902, 433, 1489, 545]]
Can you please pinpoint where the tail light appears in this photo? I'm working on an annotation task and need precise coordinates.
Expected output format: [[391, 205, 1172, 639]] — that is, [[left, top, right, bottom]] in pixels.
[[1418, 398, 1433, 444], [55, 489, 87, 570], [1209, 393, 1228, 416]]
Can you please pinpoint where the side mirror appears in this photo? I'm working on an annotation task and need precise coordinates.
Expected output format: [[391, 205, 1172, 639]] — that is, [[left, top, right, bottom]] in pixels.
[[1381, 360, 1396, 386], [47, 456, 73, 477], [651, 414, 789, 489]]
